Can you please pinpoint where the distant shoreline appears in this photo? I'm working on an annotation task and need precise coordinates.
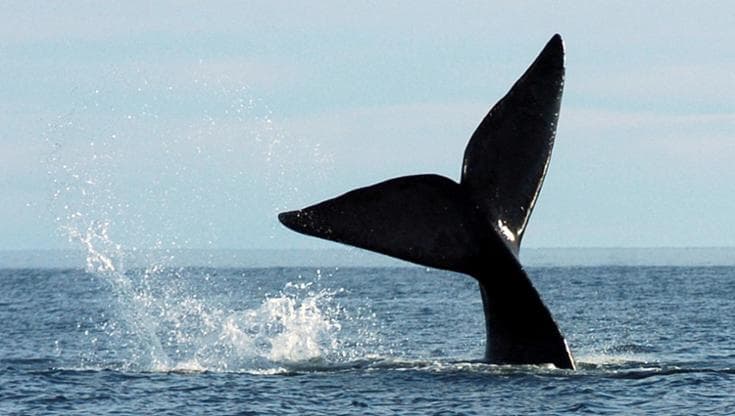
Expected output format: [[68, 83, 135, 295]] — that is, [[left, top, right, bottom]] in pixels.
[[2, 247, 735, 269]]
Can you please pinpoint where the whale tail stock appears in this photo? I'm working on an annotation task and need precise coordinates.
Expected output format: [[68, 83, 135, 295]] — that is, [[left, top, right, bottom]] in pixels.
[[278, 35, 575, 369]]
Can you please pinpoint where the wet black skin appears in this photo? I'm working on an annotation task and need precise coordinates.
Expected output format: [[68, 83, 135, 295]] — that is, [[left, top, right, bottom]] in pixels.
[[278, 35, 575, 369]]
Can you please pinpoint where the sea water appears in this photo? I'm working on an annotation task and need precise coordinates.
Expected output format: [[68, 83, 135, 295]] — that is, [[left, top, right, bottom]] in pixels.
[[1, 250, 733, 415], [9, 85, 734, 414]]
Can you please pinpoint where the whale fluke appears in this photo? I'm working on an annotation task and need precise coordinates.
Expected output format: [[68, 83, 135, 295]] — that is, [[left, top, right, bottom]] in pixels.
[[462, 33, 564, 252], [278, 34, 575, 369], [279, 174, 484, 274]]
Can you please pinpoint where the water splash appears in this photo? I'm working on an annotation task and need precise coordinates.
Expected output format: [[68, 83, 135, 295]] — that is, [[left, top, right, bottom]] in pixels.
[[80, 264, 366, 373], [53, 211, 364, 373], [175, 281, 348, 372], [43, 75, 352, 373], [55, 204, 375, 373]]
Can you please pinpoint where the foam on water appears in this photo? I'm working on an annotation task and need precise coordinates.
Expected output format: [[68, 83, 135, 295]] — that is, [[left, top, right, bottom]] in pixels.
[[575, 352, 656, 368]]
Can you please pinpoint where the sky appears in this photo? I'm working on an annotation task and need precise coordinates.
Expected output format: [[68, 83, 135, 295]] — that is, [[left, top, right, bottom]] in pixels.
[[1, 1, 734, 251]]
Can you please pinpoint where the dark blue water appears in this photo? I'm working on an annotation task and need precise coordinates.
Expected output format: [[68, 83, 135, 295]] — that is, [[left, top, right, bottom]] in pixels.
[[2, 263, 734, 415]]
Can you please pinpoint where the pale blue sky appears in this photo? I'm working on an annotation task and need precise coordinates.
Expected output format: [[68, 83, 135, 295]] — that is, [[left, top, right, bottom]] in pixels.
[[1, 1, 733, 250]]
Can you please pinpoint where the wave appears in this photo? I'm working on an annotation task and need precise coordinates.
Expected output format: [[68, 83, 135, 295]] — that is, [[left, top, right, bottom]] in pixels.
[[46, 355, 735, 380]]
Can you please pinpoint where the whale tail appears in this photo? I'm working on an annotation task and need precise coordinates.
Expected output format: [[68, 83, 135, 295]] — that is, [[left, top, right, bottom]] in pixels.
[[278, 35, 575, 369]]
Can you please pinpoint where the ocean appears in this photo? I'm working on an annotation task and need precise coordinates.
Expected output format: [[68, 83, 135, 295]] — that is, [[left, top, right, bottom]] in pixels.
[[1, 249, 733, 415]]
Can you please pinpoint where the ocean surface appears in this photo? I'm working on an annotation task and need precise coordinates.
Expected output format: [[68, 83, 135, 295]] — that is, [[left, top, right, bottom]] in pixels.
[[1, 249, 733, 415]]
